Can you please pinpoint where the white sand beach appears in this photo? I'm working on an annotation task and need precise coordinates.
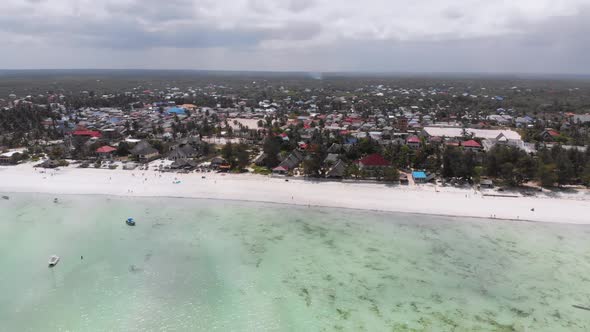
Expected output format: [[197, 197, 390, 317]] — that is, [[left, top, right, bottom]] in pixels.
[[2, 162, 590, 224]]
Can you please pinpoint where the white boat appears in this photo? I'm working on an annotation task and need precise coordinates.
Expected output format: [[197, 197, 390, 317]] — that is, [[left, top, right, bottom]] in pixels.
[[48, 255, 60, 267]]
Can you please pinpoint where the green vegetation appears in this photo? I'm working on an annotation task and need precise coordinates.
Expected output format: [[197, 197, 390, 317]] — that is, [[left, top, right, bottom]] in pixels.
[[221, 142, 250, 171], [252, 165, 272, 175]]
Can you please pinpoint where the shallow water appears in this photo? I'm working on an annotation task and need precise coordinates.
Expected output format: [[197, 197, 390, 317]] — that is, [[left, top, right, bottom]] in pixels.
[[0, 193, 589, 331]]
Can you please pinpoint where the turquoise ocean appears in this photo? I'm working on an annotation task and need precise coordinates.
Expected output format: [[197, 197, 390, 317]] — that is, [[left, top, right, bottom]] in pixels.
[[0, 193, 589, 331]]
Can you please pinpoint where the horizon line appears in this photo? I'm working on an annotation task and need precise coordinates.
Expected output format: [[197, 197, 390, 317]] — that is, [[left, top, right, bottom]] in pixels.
[[1, 68, 590, 79]]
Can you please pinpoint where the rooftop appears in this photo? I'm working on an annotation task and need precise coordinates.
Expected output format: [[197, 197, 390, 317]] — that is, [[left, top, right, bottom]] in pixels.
[[412, 171, 427, 179], [358, 153, 390, 167], [96, 146, 116, 153], [423, 127, 521, 141]]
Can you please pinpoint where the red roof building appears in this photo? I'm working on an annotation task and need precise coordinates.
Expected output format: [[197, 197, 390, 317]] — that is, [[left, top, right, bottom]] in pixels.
[[96, 146, 117, 154], [357, 153, 390, 168], [406, 135, 421, 149], [541, 129, 561, 142], [72, 130, 101, 138], [407, 136, 421, 143], [462, 140, 482, 149]]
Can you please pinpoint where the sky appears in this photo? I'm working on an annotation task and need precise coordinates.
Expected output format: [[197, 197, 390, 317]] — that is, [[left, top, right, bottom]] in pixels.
[[1, 0, 589, 74]]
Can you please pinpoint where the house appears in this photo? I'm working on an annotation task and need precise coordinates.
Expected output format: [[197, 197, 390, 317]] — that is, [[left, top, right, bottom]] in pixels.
[[130, 141, 159, 162], [123, 162, 138, 170], [540, 129, 560, 142], [168, 145, 198, 161], [253, 153, 267, 166], [406, 135, 421, 149], [327, 143, 352, 153], [480, 179, 494, 189], [170, 159, 197, 170], [326, 160, 346, 178], [277, 149, 305, 171], [327, 143, 343, 153], [486, 114, 512, 125], [412, 171, 427, 183], [272, 165, 289, 175], [422, 127, 521, 141], [0, 151, 22, 165], [572, 114, 590, 124], [166, 107, 186, 115], [357, 153, 390, 169], [495, 133, 509, 145], [71, 129, 101, 144], [177, 136, 202, 148], [96, 145, 117, 159], [515, 116, 534, 128], [396, 116, 408, 132], [72, 130, 101, 138], [462, 140, 482, 152], [211, 157, 229, 170], [381, 129, 393, 140], [323, 153, 340, 165], [399, 173, 409, 185], [35, 159, 61, 168]]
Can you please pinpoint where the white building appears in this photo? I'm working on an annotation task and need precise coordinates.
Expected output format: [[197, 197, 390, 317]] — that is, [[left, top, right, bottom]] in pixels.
[[422, 127, 521, 141], [422, 127, 534, 153]]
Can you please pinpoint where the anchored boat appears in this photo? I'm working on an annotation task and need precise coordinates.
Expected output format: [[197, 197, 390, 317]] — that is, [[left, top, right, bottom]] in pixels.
[[48, 255, 60, 267]]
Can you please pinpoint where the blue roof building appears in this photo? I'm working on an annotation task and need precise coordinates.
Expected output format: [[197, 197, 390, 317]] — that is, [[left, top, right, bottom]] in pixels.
[[412, 171, 427, 183], [166, 107, 186, 115], [345, 137, 358, 145]]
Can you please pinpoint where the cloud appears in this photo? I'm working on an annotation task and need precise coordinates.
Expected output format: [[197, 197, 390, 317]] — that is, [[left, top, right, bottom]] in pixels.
[[0, 0, 588, 73]]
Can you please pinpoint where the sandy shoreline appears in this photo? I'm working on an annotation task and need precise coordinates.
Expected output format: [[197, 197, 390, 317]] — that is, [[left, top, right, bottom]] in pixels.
[[2, 163, 590, 225]]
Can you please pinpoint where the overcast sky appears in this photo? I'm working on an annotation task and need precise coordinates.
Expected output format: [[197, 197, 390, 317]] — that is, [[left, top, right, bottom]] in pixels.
[[1, 0, 589, 73]]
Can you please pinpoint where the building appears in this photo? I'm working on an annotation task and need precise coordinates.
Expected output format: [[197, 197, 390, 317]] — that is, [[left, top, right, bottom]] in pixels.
[[423, 126, 531, 152], [480, 179, 494, 189], [0, 150, 22, 165], [572, 114, 590, 124], [540, 129, 560, 142], [422, 127, 521, 141], [71, 129, 101, 143], [272, 165, 289, 175], [357, 153, 390, 169], [412, 171, 427, 183], [170, 159, 197, 170], [211, 157, 230, 170], [406, 136, 421, 149], [35, 159, 61, 168], [277, 149, 305, 172], [96, 145, 117, 159], [130, 141, 159, 162], [462, 140, 482, 152], [166, 107, 186, 115], [396, 116, 409, 132], [168, 145, 199, 161], [326, 160, 346, 178]]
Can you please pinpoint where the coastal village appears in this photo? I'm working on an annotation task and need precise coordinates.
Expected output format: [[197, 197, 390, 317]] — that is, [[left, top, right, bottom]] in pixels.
[[2, 78, 590, 191]]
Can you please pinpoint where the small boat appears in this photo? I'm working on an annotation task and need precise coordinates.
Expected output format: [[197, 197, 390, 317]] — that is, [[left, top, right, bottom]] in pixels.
[[1, 195, 9, 200], [53, 198, 58, 203], [126, 218, 136, 226], [48, 255, 60, 267]]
